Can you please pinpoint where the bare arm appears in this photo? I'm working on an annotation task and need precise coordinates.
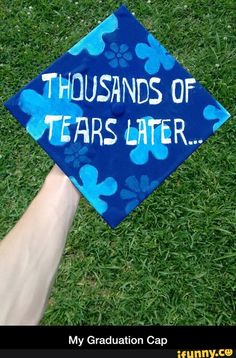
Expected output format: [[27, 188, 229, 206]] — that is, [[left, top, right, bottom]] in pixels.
[[0, 165, 80, 325]]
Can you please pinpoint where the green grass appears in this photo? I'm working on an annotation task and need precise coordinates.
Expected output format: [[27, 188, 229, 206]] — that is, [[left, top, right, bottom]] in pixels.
[[0, 0, 235, 325]]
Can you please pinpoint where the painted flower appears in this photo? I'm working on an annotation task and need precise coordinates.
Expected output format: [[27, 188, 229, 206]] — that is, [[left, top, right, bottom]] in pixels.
[[125, 116, 171, 165], [70, 164, 117, 215], [18, 77, 82, 146], [64, 142, 91, 168], [120, 175, 159, 214], [203, 102, 230, 132], [135, 34, 175, 74], [105, 42, 133, 68], [68, 14, 118, 56]]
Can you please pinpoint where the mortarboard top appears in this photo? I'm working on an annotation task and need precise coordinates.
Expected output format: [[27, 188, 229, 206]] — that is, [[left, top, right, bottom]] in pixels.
[[4, 5, 230, 228]]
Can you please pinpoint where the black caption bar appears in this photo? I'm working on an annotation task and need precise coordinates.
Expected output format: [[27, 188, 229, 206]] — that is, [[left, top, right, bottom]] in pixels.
[[0, 326, 235, 350]]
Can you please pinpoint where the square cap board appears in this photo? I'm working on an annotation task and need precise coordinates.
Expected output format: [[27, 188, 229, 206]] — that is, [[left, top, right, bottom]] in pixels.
[[4, 5, 231, 228]]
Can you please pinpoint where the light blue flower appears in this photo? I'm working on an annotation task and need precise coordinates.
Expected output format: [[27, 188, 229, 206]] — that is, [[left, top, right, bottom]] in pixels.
[[120, 175, 159, 214], [135, 34, 175, 74], [64, 142, 91, 168], [70, 164, 117, 215], [105, 42, 133, 68], [68, 14, 118, 56], [125, 117, 171, 165], [203, 102, 230, 132], [18, 77, 82, 146]]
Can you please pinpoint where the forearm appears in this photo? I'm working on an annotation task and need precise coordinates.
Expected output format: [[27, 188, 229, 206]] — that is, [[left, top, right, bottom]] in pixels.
[[0, 165, 80, 325]]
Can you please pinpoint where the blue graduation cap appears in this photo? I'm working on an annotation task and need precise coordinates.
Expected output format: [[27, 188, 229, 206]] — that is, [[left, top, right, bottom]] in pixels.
[[4, 5, 230, 228]]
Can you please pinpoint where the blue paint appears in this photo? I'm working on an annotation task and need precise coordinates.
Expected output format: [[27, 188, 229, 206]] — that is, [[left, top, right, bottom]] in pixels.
[[203, 103, 230, 132], [125, 117, 171, 165], [70, 165, 117, 214], [18, 78, 82, 146], [120, 175, 159, 214], [68, 14, 118, 56], [64, 142, 91, 168], [136, 34, 175, 74], [105, 42, 133, 68]]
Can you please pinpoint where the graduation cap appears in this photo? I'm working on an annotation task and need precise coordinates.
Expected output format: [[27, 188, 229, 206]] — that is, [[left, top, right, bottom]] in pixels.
[[4, 5, 230, 228]]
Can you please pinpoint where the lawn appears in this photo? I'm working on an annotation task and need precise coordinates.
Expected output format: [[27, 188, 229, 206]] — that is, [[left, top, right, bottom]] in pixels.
[[0, 0, 235, 325]]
